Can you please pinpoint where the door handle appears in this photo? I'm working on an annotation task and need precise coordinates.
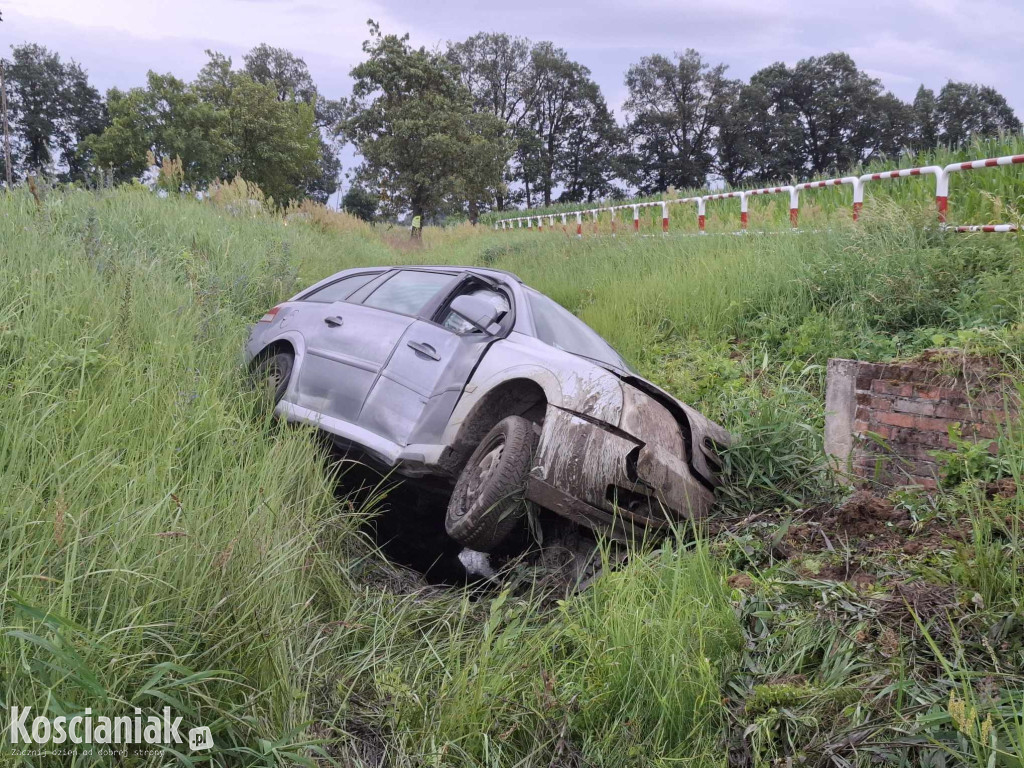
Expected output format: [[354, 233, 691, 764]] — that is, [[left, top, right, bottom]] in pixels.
[[324, 315, 344, 327], [407, 340, 440, 361]]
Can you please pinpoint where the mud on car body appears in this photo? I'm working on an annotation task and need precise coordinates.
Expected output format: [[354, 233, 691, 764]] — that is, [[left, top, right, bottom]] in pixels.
[[246, 266, 728, 552]]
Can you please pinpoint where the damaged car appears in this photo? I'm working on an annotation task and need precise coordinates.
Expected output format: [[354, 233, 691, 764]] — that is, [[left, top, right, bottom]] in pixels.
[[245, 266, 729, 560]]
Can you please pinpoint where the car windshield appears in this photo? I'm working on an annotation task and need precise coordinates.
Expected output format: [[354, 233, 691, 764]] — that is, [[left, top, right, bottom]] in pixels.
[[526, 289, 632, 371]]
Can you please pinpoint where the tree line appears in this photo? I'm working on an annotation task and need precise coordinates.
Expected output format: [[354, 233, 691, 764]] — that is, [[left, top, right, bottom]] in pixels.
[[1, 25, 1019, 223], [0, 43, 342, 203]]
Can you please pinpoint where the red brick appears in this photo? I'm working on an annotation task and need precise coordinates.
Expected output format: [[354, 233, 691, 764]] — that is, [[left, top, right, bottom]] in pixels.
[[963, 423, 998, 441], [856, 391, 872, 406], [933, 386, 969, 403], [852, 419, 871, 433], [974, 391, 1017, 408], [864, 425, 892, 440], [855, 364, 883, 391], [912, 415, 956, 433], [915, 385, 943, 400], [897, 430, 953, 449], [981, 408, 1012, 425], [880, 364, 906, 381], [902, 368, 944, 386], [854, 457, 885, 477], [874, 380, 914, 396], [871, 379, 896, 395], [934, 403, 974, 420], [871, 395, 894, 412], [899, 364, 932, 383], [876, 411, 916, 428], [908, 459, 939, 477], [900, 443, 946, 461], [892, 397, 936, 416]]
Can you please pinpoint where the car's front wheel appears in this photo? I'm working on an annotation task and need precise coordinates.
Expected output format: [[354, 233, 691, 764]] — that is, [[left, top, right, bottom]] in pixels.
[[252, 350, 294, 405], [445, 415, 537, 552]]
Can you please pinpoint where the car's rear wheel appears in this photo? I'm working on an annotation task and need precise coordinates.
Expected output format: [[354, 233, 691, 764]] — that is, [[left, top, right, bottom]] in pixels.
[[253, 350, 294, 405], [446, 415, 537, 552]]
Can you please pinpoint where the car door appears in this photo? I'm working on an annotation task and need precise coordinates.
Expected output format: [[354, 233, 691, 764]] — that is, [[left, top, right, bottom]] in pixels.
[[292, 270, 456, 424], [358, 282, 512, 447]]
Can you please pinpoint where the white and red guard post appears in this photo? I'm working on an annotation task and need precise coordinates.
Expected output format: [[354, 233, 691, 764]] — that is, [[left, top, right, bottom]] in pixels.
[[493, 153, 1022, 235]]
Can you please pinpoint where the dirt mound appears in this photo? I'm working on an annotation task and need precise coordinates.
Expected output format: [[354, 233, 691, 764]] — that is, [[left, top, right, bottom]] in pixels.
[[833, 490, 909, 537], [715, 489, 968, 586], [986, 477, 1018, 499]]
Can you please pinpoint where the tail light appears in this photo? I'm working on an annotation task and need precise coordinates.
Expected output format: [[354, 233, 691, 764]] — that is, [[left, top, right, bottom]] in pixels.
[[258, 306, 281, 323]]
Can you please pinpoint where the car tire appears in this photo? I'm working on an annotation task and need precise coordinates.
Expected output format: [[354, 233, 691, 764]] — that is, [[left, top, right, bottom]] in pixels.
[[253, 350, 294, 405], [445, 415, 537, 552]]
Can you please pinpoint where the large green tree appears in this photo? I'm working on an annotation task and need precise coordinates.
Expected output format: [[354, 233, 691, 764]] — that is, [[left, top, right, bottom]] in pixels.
[[926, 81, 1021, 148], [241, 44, 343, 202], [2, 43, 106, 181], [447, 33, 536, 210], [341, 184, 378, 221], [623, 50, 736, 193], [342, 22, 511, 229], [88, 56, 323, 203], [717, 53, 913, 184], [909, 85, 939, 152], [86, 72, 231, 187], [559, 83, 623, 203], [226, 74, 321, 203], [525, 42, 594, 207]]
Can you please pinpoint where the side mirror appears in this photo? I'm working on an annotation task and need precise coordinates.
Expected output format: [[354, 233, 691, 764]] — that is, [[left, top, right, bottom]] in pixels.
[[449, 294, 504, 334]]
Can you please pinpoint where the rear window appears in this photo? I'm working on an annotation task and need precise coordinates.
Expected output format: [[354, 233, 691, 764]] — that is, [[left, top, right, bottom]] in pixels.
[[362, 270, 454, 316], [302, 273, 376, 303]]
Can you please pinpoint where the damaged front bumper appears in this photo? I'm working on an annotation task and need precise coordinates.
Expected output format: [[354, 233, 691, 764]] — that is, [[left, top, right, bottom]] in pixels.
[[527, 383, 727, 538]]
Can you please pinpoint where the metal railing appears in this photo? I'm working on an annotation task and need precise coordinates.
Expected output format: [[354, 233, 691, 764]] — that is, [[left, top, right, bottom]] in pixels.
[[494, 154, 1024, 235]]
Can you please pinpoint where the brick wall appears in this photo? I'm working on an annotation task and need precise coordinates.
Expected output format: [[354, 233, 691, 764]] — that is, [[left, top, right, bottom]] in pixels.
[[825, 352, 1017, 490]]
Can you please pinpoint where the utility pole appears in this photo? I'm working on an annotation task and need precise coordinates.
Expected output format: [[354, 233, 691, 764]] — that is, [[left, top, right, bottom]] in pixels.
[[0, 11, 10, 190]]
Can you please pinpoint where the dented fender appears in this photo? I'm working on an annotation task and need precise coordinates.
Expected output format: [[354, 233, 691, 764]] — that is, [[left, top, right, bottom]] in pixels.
[[530, 393, 715, 532], [442, 333, 625, 447]]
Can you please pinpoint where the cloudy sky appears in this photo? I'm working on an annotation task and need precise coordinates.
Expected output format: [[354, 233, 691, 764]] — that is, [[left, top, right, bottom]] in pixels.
[[4, 0, 1022, 190]]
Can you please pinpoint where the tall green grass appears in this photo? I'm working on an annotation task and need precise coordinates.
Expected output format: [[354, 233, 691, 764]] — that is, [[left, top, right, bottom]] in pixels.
[[1, 187, 741, 766], [3, 147, 1023, 764]]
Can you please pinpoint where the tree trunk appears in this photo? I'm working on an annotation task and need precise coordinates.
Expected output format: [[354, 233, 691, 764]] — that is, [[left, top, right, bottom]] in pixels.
[[468, 199, 479, 226], [496, 192, 505, 211]]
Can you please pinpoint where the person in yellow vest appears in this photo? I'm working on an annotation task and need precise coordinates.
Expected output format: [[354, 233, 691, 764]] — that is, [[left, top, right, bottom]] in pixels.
[[410, 214, 422, 238]]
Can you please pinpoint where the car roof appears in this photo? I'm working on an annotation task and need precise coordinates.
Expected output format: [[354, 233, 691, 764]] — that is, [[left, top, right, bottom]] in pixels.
[[344, 265, 524, 283]]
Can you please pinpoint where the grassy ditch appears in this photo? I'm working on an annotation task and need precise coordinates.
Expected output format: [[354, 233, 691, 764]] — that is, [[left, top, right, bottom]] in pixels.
[[2, 171, 1023, 765]]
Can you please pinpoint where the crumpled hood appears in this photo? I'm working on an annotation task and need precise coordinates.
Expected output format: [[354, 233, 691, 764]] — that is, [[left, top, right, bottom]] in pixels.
[[603, 368, 732, 488]]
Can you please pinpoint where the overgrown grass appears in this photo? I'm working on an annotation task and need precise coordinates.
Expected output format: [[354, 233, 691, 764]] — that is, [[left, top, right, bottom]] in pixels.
[[1, 186, 740, 766], [3, 144, 1024, 765]]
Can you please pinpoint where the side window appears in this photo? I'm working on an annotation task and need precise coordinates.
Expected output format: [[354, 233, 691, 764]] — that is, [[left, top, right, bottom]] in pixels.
[[302, 273, 376, 303], [362, 270, 454, 316], [439, 288, 510, 335]]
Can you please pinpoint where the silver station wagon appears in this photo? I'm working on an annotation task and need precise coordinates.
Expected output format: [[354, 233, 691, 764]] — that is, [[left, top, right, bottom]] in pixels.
[[245, 266, 728, 553]]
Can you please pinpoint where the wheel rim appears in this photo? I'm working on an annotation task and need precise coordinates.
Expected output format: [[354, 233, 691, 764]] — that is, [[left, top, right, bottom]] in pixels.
[[260, 357, 289, 400], [464, 435, 505, 507], [264, 362, 283, 394]]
